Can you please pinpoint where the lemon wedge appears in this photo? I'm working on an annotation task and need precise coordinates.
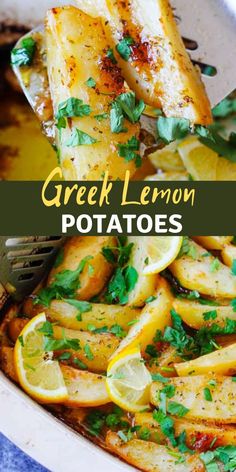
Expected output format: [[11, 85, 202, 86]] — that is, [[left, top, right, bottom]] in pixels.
[[137, 236, 183, 275], [106, 347, 152, 412], [14, 313, 68, 403]]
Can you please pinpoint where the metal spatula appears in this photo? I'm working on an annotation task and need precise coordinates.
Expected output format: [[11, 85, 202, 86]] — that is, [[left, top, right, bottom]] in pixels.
[[0, 236, 64, 302], [12, 0, 236, 128]]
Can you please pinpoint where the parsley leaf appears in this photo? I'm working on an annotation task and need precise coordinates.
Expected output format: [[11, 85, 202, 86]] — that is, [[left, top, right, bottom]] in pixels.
[[105, 266, 138, 305], [37, 321, 54, 337], [106, 47, 117, 64], [66, 128, 98, 146], [197, 128, 236, 163], [64, 299, 92, 321], [153, 409, 176, 446], [11, 37, 36, 67], [18, 335, 24, 347], [117, 136, 141, 167], [203, 310, 217, 321], [84, 343, 94, 360], [110, 101, 127, 133], [167, 401, 190, 417], [231, 299, 236, 312], [116, 36, 134, 61], [203, 387, 213, 402], [115, 92, 145, 123], [110, 324, 126, 338], [139, 427, 151, 441], [85, 410, 105, 436], [94, 113, 109, 121], [85, 77, 96, 88], [210, 258, 220, 273], [157, 117, 190, 144], [34, 256, 92, 306]]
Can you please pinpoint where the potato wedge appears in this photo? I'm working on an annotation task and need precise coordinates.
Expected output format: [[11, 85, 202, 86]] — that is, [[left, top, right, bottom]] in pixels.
[[61, 365, 109, 407], [27, 299, 140, 331], [48, 236, 116, 301], [170, 239, 236, 298], [0, 346, 18, 383], [175, 343, 236, 377], [222, 244, 236, 268], [173, 298, 236, 330], [7, 317, 29, 343], [84, 0, 212, 124], [193, 236, 233, 250], [53, 326, 119, 372], [46, 6, 140, 180], [105, 432, 204, 472], [135, 412, 236, 449], [126, 237, 157, 306], [148, 142, 185, 172], [151, 375, 236, 423], [112, 277, 172, 357]]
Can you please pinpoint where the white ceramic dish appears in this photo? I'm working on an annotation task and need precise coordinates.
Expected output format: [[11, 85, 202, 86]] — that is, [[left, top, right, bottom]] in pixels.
[[0, 371, 135, 471]]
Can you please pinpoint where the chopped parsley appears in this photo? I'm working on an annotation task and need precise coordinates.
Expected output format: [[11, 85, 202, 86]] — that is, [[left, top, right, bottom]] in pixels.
[[145, 295, 157, 303], [64, 299, 92, 321], [196, 127, 236, 163], [116, 36, 134, 61], [102, 239, 133, 267], [85, 77, 96, 88], [210, 258, 220, 273], [157, 117, 190, 144], [105, 265, 138, 305], [178, 237, 197, 259], [115, 92, 145, 123], [73, 358, 87, 370], [37, 320, 54, 337], [203, 387, 213, 402], [18, 335, 24, 347], [200, 445, 236, 472], [58, 352, 72, 361], [231, 299, 236, 312], [106, 47, 117, 64], [117, 136, 141, 167], [145, 344, 158, 358], [167, 401, 189, 417], [110, 101, 127, 133], [139, 427, 151, 441], [66, 128, 98, 146], [153, 409, 176, 446], [83, 343, 94, 360], [56, 98, 91, 129], [34, 256, 92, 307], [41, 323, 81, 352], [11, 36, 36, 67], [94, 113, 109, 121], [203, 310, 218, 321]]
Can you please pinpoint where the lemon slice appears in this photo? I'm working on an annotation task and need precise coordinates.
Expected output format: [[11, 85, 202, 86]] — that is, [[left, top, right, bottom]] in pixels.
[[106, 347, 152, 412], [177, 136, 218, 180], [14, 313, 68, 403], [139, 236, 183, 275]]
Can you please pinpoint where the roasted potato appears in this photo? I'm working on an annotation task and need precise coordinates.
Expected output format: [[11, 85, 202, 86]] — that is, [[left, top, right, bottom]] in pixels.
[[173, 298, 236, 330], [175, 343, 236, 377], [151, 375, 236, 423], [221, 244, 236, 268], [53, 326, 119, 372], [24, 299, 140, 331], [135, 412, 236, 449], [61, 365, 110, 407], [77, 0, 212, 124], [105, 432, 204, 471], [193, 236, 233, 250], [112, 277, 172, 357], [0, 346, 18, 383], [48, 236, 116, 301], [46, 6, 140, 180], [170, 239, 236, 298], [126, 237, 157, 306]]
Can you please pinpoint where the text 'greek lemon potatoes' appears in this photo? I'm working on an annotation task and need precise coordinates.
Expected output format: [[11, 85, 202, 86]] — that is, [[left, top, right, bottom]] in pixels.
[[8, 0, 236, 181], [2, 235, 236, 471]]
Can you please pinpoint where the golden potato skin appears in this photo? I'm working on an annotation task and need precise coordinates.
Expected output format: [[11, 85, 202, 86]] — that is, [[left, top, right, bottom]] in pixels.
[[53, 326, 119, 372], [0, 346, 18, 383], [173, 298, 236, 330], [48, 236, 116, 301], [135, 412, 236, 450], [193, 236, 233, 250], [46, 6, 140, 180], [170, 239, 236, 299], [81, 0, 212, 124], [105, 432, 204, 472], [151, 375, 236, 423], [61, 365, 109, 407], [24, 299, 140, 331]]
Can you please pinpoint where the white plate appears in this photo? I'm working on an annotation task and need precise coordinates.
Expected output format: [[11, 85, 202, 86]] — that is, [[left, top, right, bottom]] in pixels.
[[0, 372, 135, 472]]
